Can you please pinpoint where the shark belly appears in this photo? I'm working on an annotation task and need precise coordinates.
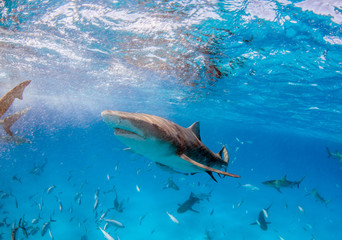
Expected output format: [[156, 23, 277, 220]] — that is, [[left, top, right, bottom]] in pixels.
[[115, 134, 203, 173]]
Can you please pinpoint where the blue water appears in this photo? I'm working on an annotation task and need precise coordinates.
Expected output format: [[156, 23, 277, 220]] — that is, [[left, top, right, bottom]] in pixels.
[[1, 0, 342, 239]]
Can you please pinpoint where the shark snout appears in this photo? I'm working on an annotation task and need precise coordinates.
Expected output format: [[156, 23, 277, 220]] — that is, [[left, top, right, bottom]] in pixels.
[[101, 110, 123, 126]]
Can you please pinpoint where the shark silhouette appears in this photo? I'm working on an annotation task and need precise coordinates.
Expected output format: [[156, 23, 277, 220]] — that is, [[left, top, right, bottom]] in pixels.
[[0, 80, 31, 136], [101, 110, 240, 181]]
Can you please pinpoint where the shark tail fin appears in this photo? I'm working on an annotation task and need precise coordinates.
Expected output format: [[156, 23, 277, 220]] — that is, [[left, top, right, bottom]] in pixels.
[[217, 145, 229, 165], [266, 203, 272, 212], [2, 107, 30, 136], [296, 176, 305, 188], [326, 147, 332, 157], [11, 80, 31, 100], [325, 199, 331, 207]]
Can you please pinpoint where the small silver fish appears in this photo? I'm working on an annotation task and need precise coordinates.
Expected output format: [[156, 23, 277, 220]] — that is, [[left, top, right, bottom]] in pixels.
[[166, 212, 179, 224], [46, 185, 56, 194], [104, 218, 125, 228], [94, 198, 99, 211], [99, 227, 114, 240]]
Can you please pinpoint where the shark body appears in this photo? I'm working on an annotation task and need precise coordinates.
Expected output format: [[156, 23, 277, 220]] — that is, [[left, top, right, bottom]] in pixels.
[[251, 204, 272, 231], [306, 189, 330, 206], [262, 175, 305, 193], [177, 192, 201, 213], [101, 110, 240, 181]]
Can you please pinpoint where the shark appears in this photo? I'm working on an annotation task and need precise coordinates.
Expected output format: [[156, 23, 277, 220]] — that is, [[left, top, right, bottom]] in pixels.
[[327, 147, 342, 162], [250, 204, 272, 231], [262, 175, 305, 193], [101, 110, 240, 181], [0, 80, 31, 137], [306, 189, 330, 206], [177, 192, 201, 213], [163, 177, 180, 191]]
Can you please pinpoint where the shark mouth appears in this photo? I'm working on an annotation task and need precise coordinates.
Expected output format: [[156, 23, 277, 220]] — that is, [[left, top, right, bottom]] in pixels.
[[114, 128, 145, 140]]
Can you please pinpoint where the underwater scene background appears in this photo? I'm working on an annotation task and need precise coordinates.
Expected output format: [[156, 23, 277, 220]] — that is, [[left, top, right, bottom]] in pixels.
[[1, 0, 342, 239]]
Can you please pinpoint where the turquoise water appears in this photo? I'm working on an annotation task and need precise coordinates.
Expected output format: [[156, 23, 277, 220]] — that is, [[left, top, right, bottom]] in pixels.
[[1, 0, 342, 239]]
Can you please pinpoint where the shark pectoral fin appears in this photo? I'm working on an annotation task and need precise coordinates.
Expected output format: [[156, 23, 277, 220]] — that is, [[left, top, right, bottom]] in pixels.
[[206, 171, 217, 182], [12, 80, 31, 100], [275, 187, 282, 193], [179, 154, 240, 178], [190, 208, 200, 213], [250, 222, 257, 225], [3, 107, 31, 136]]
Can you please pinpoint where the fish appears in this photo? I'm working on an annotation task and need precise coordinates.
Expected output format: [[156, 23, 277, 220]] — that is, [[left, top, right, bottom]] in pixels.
[[113, 193, 125, 213], [238, 183, 260, 191], [94, 198, 99, 211], [56, 198, 63, 212], [12, 176, 22, 184], [250, 204, 272, 231], [306, 189, 330, 206], [101, 110, 240, 181], [177, 192, 201, 213], [48, 228, 54, 240], [29, 226, 39, 235], [0, 192, 12, 199], [0, 80, 30, 119], [30, 158, 47, 175], [74, 192, 82, 203], [14, 196, 18, 208], [0, 107, 31, 136], [99, 211, 108, 221], [139, 214, 147, 225], [298, 205, 305, 213], [237, 200, 244, 208], [67, 171, 72, 181], [262, 175, 305, 193], [163, 177, 180, 191], [11, 218, 27, 240], [166, 211, 179, 224], [95, 188, 100, 200], [99, 227, 115, 240], [41, 218, 55, 236], [46, 185, 56, 194], [327, 147, 342, 162], [81, 235, 88, 240], [32, 214, 42, 225], [104, 218, 125, 228]]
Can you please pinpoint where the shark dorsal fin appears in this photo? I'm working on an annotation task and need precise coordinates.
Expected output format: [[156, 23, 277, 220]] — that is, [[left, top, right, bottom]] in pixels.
[[282, 175, 287, 180], [188, 121, 201, 141]]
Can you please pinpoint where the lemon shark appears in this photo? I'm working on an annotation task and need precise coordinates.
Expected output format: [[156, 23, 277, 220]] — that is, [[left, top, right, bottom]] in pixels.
[[0, 80, 31, 136], [101, 110, 240, 181]]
